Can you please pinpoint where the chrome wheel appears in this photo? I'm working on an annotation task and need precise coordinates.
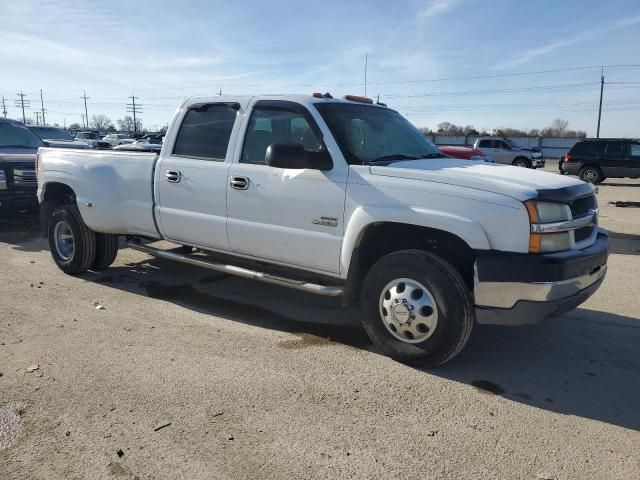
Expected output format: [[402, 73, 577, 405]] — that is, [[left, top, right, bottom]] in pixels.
[[53, 220, 75, 261], [379, 278, 438, 344], [582, 168, 598, 182]]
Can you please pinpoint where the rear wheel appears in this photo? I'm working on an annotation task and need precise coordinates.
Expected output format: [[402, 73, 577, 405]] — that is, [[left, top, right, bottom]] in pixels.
[[93, 233, 119, 269], [579, 165, 603, 184], [359, 250, 474, 367], [48, 205, 96, 274], [513, 157, 531, 168]]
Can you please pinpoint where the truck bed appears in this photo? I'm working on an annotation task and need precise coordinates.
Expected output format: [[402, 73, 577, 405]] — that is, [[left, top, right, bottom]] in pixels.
[[37, 148, 160, 237]]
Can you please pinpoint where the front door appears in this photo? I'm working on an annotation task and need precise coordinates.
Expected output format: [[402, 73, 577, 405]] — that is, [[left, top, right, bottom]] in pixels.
[[626, 141, 640, 177], [156, 102, 242, 250], [226, 100, 348, 274]]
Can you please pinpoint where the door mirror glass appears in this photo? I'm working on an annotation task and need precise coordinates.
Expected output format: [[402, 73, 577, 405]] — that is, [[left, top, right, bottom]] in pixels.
[[265, 143, 332, 170]]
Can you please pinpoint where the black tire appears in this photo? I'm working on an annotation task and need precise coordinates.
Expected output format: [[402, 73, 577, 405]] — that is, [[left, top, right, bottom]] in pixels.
[[93, 233, 119, 269], [359, 250, 474, 367], [579, 165, 603, 184], [512, 157, 531, 168], [48, 205, 96, 274]]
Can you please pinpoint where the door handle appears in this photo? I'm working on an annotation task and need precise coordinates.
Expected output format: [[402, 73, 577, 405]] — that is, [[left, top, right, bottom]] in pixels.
[[229, 176, 249, 190], [165, 170, 181, 183]]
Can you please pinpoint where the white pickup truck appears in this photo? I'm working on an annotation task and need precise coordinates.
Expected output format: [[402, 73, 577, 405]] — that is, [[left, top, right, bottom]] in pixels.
[[37, 94, 608, 366]]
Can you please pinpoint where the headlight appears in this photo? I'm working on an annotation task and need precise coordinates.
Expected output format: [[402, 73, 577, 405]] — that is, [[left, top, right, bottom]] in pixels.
[[525, 201, 572, 253]]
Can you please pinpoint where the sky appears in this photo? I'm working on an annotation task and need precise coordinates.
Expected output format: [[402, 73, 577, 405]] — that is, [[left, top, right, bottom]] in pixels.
[[1, 0, 640, 136]]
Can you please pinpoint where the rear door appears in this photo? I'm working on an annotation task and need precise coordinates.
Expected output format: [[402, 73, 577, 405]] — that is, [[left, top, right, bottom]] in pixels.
[[626, 141, 640, 177], [477, 139, 501, 163], [493, 140, 513, 164], [226, 100, 348, 274], [155, 101, 244, 251], [600, 140, 628, 177]]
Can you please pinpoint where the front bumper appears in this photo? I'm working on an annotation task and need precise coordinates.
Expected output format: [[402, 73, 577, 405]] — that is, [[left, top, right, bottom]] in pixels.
[[0, 189, 39, 214], [532, 157, 545, 168], [474, 229, 608, 325]]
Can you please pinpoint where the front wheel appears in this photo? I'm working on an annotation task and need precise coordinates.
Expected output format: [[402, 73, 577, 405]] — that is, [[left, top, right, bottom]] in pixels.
[[48, 205, 96, 274], [513, 157, 531, 168], [359, 250, 474, 367]]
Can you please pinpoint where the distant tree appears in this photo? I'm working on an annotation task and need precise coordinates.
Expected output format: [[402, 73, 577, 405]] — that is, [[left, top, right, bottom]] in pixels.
[[541, 118, 570, 137], [158, 124, 169, 134], [437, 121, 464, 135], [68, 122, 81, 130], [418, 127, 432, 136], [463, 125, 479, 136], [498, 127, 528, 137], [24, 117, 35, 125], [528, 128, 540, 137], [91, 114, 113, 131], [106, 125, 117, 133], [117, 116, 143, 133]]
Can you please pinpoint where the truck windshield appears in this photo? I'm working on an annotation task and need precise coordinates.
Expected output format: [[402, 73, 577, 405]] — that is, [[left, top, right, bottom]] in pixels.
[[30, 127, 74, 141], [0, 121, 43, 148], [315, 103, 444, 165]]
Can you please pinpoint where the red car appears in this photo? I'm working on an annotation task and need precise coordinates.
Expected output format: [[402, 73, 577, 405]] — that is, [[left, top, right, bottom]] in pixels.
[[438, 145, 494, 162]]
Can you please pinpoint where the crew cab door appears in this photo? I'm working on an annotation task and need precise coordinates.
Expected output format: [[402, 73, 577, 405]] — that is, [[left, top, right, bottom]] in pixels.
[[226, 100, 348, 274], [155, 101, 242, 250]]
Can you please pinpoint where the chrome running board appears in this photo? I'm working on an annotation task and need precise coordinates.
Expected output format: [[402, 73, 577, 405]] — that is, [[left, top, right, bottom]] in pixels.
[[127, 241, 344, 297]]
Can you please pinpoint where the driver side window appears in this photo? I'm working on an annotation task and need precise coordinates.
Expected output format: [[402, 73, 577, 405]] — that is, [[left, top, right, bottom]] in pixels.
[[241, 108, 322, 165]]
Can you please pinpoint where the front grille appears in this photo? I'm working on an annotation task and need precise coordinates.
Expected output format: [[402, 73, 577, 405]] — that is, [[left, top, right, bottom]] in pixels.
[[569, 194, 596, 218], [13, 167, 37, 187]]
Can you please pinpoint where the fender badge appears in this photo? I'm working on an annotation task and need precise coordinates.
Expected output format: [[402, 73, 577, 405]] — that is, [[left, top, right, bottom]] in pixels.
[[312, 217, 338, 227]]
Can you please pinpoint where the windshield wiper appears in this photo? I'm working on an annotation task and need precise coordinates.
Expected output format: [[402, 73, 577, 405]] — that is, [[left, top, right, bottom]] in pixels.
[[365, 154, 421, 164], [420, 152, 447, 159]]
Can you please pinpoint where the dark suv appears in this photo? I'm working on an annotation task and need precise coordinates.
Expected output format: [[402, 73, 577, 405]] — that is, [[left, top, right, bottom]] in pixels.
[[561, 138, 640, 184]]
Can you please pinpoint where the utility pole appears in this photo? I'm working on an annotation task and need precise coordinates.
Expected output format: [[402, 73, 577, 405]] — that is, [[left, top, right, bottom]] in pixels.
[[81, 90, 90, 128], [34, 111, 41, 125], [40, 89, 46, 126], [364, 52, 368, 97], [126, 94, 143, 133], [1, 96, 7, 118], [596, 69, 604, 139], [80, 113, 86, 129], [15, 91, 29, 123]]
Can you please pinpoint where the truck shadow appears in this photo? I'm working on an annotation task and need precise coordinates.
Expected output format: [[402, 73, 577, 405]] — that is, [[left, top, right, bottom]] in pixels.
[[81, 250, 640, 432], [0, 214, 43, 251]]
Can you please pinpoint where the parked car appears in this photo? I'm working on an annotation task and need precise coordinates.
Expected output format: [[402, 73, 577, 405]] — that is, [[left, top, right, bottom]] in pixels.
[[560, 138, 640, 184], [28, 126, 91, 149], [113, 139, 162, 153], [0, 118, 41, 213], [474, 137, 544, 168], [37, 94, 608, 367], [75, 132, 112, 149], [438, 145, 494, 162], [103, 133, 135, 146]]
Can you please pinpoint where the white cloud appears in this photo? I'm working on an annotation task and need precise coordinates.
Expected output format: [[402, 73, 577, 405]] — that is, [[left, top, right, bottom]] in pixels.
[[614, 14, 640, 28], [419, 0, 458, 19]]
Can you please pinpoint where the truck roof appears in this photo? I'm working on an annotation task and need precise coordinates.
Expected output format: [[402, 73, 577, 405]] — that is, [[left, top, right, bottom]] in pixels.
[[181, 94, 388, 109]]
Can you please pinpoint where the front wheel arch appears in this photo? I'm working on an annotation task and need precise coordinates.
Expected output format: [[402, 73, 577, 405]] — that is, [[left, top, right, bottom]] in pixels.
[[512, 157, 532, 168]]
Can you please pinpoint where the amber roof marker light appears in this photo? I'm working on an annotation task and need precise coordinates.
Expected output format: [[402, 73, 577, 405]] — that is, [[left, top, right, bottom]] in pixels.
[[343, 95, 374, 104]]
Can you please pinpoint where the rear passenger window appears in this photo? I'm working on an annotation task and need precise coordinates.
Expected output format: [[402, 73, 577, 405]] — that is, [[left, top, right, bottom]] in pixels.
[[173, 104, 238, 160], [630, 143, 640, 157], [604, 141, 626, 157], [571, 142, 600, 156]]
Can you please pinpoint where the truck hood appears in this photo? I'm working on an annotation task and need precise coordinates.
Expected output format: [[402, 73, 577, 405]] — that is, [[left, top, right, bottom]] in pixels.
[[369, 158, 587, 202]]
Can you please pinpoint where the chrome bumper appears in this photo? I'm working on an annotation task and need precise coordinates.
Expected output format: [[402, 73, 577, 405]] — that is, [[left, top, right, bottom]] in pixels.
[[474, 265, 607, 325]]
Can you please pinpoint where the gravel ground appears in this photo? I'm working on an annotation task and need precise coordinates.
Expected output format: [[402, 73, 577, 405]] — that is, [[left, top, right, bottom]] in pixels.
[[1, 171, 639, 479]]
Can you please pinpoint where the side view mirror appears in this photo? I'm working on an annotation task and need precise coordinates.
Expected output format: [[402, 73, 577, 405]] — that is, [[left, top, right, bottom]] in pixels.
[[265, 143, 332, 170]]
